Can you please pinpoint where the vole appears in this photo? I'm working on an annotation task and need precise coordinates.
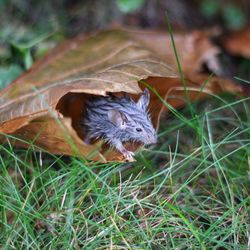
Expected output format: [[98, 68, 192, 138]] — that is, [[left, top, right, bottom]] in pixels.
[[83, 88, 157, 160]]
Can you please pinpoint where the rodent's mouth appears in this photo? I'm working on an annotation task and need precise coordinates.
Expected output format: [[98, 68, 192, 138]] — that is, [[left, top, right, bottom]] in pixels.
[[144, 142, 157, 148]]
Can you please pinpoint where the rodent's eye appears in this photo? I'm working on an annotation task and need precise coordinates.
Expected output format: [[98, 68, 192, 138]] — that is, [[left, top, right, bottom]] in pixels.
[[136, 128, 142, 132]]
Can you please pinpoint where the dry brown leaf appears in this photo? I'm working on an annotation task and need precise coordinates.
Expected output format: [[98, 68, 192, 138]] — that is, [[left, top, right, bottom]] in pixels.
[[222, 26, 250, 58], [127, 28, 221, 75], [0, 29, 243, 162]]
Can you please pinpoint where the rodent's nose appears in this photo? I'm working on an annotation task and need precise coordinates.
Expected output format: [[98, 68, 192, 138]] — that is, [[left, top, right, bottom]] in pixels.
[[152, 138, 157, 144], [149, 136, 157, 145]]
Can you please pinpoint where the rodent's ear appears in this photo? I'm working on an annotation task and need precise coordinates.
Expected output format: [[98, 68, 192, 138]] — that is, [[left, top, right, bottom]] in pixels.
[[137, 88, 150, 110], [108, 109, 128, 127]]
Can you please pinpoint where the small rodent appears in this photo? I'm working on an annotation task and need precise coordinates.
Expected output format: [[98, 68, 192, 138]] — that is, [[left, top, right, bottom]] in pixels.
[[83, 88, 157, 160]]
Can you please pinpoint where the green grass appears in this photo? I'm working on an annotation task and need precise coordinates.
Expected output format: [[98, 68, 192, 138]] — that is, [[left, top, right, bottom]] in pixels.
[[0, 13, 249, 248], [0, 92, 249, 249]]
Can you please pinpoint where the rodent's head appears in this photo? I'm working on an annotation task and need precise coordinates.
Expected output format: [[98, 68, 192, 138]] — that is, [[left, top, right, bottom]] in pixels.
[[107, 89, 157, 145]]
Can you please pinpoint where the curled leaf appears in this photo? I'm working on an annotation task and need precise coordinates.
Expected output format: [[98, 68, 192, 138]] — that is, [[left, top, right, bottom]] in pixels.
[[0, 29, 243, 162]]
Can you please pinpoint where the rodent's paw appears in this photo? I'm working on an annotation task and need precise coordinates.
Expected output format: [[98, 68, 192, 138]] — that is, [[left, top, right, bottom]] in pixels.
[[123, 150, 135, 162]]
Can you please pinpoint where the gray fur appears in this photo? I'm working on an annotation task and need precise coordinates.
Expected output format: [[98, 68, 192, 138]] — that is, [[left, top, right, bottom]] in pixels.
[[83, 88, 157, 160]]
